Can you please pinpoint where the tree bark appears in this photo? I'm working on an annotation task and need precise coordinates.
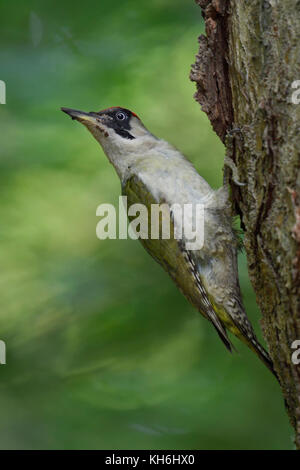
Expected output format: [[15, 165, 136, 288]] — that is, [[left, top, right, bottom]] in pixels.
[[190, 0, 300, 448]]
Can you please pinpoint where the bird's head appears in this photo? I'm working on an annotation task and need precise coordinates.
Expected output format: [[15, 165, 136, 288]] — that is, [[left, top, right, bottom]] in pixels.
[[63, 105, 155, 145], [61, 106, 157, 178]]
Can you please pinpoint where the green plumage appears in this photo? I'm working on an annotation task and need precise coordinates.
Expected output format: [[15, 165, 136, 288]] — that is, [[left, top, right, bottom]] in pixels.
[[123, 174, 276, 377]]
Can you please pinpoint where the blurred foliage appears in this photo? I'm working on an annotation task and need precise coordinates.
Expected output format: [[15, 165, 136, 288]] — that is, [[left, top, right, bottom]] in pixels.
[[0, 0, 292, 449]]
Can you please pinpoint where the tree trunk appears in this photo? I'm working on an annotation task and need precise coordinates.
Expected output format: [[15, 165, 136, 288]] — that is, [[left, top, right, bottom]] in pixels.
[[190, 0, 300, 448]]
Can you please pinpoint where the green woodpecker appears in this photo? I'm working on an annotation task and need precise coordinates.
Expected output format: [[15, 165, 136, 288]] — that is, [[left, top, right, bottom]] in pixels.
[[61, 106, 276, 378]]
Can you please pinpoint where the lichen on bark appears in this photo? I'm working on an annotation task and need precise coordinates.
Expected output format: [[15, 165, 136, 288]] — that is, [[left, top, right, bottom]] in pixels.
[[191, 0, 300, 448]]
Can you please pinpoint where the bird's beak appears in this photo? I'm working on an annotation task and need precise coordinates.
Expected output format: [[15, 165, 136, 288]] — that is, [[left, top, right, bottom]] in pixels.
[[61, 107, 98, 125]]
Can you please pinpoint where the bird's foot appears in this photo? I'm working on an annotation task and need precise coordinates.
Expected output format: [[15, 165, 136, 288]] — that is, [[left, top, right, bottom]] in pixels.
[[223, 155, 246, 187]]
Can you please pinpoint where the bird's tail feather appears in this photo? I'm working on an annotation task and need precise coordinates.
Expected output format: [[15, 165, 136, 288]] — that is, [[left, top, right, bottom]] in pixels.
[[211, 320, 235, 353], [248, 337, 279, 381]]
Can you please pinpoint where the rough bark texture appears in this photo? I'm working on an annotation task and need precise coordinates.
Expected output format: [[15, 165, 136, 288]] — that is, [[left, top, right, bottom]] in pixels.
[[191, 0, 300, 448], [190, 0, 234, 141]]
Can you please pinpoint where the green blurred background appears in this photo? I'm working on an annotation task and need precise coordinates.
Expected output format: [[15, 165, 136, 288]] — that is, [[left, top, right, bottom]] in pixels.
[[0, 0, 293, 450]]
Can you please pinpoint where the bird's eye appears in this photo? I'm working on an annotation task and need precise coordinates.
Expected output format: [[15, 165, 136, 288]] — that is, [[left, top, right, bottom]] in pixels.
[[116, 112, 126, 121]]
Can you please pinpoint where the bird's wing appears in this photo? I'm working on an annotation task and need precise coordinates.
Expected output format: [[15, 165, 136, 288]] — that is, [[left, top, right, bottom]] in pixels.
[[122, 173, 233, 351]]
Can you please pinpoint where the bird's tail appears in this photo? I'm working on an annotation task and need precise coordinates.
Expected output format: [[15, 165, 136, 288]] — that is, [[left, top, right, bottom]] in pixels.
[[216, 302, 279, 381], [247, 336, 279, 381]]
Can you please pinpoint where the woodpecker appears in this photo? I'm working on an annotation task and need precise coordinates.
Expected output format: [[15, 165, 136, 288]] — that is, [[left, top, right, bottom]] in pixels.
[[61, 106, 276, 378]]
